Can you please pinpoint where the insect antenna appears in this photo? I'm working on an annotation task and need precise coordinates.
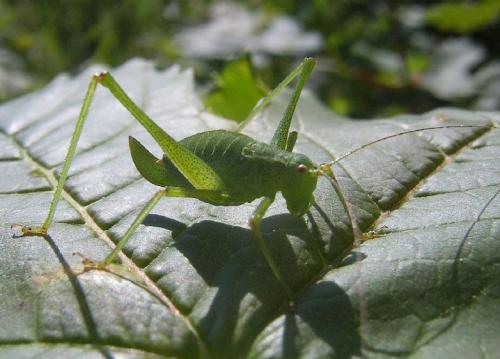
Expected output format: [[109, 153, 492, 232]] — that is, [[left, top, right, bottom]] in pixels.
[[322, 125, 489, 167]]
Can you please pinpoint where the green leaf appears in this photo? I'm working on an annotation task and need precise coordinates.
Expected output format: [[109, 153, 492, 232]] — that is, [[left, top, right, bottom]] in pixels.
[[426, 0, 500, 33], [205, 58, 266, 123], [1, 59, 498, 358]]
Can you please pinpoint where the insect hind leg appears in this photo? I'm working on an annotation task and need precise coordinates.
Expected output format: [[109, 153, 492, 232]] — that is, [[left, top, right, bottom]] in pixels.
[[129, 136, 171, 187], [78, 187, 234, 271]]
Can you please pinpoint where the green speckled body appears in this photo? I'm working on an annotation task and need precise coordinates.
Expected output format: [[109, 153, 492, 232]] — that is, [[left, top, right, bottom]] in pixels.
[[161, 130, 318, 214]]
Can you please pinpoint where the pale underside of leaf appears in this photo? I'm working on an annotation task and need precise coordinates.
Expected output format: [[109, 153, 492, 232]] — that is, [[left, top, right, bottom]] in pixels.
[[0, 59, 498, 358]]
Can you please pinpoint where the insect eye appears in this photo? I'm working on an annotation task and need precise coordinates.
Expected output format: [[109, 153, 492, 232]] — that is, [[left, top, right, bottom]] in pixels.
[[297, 164, 307, 173]]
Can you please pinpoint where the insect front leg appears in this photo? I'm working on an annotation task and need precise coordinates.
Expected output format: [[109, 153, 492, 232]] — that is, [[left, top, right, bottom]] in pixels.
[[237, 57, 315, 132], [270, 58, 315, 150], [318, 165, 361, 246], [285, 131, 298, 152], [249, 196, 294, 300]]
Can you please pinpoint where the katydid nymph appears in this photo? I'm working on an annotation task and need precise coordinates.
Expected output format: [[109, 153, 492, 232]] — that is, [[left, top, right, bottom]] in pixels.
[[11, 57, 486, 301]]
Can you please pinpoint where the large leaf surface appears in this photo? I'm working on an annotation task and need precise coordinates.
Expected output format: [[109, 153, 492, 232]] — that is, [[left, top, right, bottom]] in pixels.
[[0, 59, 498, 358]]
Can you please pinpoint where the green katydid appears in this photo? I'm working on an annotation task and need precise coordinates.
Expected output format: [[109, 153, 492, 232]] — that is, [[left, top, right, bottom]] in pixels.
[[11, 57, 487, 301]]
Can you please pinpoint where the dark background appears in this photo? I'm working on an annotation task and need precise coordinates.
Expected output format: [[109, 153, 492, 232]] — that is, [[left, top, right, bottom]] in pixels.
[[1, 0, 499, 119]]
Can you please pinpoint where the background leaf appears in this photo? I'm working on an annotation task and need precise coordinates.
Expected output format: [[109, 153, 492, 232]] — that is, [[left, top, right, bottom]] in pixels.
[[0, 60, 498, 358], [426, 0, 500, 33], [204, 57, 266, 123]]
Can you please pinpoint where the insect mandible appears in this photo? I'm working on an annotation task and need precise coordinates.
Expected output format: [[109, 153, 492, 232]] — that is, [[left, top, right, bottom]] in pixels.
[[12, 57, 486, 301]]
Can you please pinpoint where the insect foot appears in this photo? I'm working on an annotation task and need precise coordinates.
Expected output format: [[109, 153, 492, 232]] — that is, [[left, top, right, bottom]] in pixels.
[[94, 71, 109, 82], [361, 226, 388, 241], [11, 224, 47, 237], [73, 252, 110, 274]]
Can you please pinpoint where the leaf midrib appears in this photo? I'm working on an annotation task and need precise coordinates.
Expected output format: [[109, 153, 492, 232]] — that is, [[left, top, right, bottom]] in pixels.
[[369, 125, 494, 227]]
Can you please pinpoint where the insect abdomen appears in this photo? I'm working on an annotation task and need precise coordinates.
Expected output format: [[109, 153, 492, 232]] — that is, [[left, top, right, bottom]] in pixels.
[[164, 130, 288, 203]]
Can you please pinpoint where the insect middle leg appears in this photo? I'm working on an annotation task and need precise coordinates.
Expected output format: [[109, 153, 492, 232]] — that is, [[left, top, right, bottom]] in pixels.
[[249, 196, 295, 300]]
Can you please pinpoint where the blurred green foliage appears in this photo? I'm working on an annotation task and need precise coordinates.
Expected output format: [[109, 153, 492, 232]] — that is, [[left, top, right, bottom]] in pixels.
[[426, 0, 500, 33], [1, 0, 499, 118], [205, 57, 266, 123], [0, 0, 177, 78]]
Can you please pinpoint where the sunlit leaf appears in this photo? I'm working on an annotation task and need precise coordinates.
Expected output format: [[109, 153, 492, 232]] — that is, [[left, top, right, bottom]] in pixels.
[[0, 59, 498, 358]]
